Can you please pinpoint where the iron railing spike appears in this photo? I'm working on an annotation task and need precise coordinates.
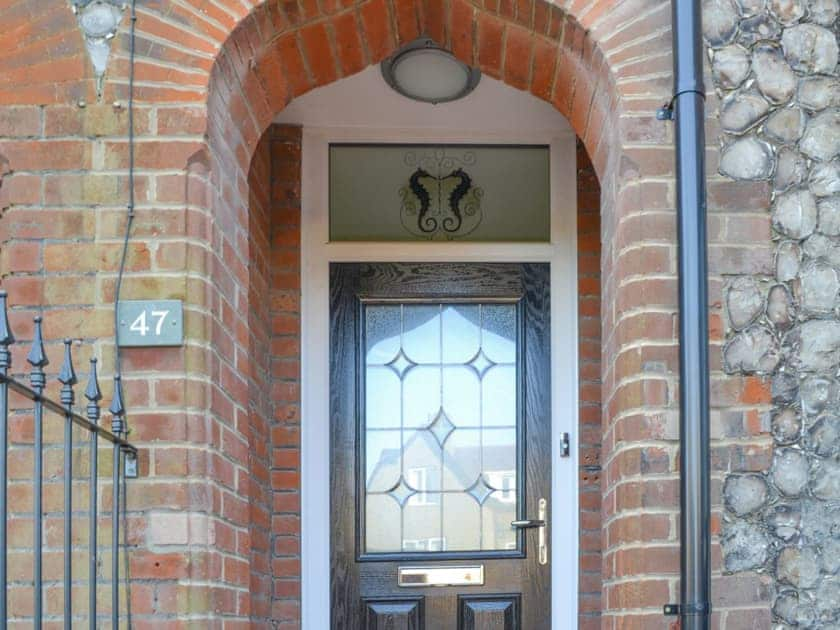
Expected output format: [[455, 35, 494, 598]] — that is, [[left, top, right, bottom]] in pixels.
[[59, 340, 78, 410], [28, 316, 47, 391], [85, 358, 102, 403], [27, 316, 48, 368], [85, 358, 102, 426], [0, 290, 14, 347], [58, 339, 77, 386], [109, 374, 125, 432]]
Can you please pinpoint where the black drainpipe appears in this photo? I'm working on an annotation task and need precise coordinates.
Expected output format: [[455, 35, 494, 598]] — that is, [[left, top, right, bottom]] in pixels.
[[659, 1, 711, 628]]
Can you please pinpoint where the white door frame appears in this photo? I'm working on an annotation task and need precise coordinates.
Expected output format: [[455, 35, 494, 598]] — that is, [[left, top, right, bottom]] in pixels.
[[300, 126, 579, 629]]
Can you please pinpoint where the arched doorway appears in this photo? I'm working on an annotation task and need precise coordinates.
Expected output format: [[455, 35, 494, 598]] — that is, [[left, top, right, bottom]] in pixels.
[[269, 64, 582, 627], [205, 0, 673, 627]]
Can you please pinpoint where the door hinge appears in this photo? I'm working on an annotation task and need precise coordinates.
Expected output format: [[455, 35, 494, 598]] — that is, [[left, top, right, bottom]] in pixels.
[[560, 432, 570, 457]]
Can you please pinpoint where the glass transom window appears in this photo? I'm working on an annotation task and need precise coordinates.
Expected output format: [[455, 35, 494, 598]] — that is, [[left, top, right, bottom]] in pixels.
[[330, 144, 550, 242], [363, 302, 521, 554]]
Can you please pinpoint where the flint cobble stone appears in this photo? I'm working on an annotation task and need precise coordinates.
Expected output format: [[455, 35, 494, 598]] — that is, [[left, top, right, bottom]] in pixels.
[[703, 0, 839, 621], [713, 45, 752, 89]]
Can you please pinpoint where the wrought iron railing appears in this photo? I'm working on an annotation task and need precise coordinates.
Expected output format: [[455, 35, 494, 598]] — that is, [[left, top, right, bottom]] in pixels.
[[0, 290, 137, 628]]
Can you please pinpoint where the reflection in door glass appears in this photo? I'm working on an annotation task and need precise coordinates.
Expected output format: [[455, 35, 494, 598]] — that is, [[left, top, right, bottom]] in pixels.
[[364, 303, 519, 553]]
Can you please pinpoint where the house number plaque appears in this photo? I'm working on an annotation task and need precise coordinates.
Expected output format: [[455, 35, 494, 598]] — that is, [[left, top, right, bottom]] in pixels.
[[117, 300, 184, 347]]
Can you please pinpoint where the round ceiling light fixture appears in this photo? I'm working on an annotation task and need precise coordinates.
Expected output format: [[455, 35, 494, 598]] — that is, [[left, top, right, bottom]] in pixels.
[[381, 37, 481, 104]]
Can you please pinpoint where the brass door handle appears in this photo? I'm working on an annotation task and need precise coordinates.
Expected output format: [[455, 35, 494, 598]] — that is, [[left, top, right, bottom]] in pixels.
[[511, 498, 548, 565]]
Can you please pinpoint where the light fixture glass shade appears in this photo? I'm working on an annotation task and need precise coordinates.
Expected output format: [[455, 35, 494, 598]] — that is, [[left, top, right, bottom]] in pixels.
[[382, 38, 481, 104]]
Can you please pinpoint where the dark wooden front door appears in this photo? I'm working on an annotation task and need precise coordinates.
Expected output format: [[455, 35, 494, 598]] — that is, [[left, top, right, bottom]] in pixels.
[[330, 263, 551, 629]]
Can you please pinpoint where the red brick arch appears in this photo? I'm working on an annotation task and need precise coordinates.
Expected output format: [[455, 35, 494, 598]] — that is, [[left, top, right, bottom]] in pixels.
[[199, 0, 676, 627], [209, 0, 638, 182]]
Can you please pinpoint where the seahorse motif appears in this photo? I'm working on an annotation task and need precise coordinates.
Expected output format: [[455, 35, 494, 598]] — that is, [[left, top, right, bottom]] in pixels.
[[408, 168, 436, 233], [443, 169, 472, 233]]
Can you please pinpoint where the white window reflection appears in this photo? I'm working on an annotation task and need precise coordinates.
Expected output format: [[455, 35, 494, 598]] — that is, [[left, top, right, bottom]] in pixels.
[[364, 303, 520, 553]]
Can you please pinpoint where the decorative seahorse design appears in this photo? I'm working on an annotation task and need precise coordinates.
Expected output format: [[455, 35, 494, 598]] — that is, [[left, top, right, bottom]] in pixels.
[[400, 153, 483, 239], [408, 168, 436, 233], [443, 168, 471, 233]]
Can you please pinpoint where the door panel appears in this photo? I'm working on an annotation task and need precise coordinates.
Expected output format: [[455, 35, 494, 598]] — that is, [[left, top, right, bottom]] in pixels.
[[459, 595, 520, 630], [331, 263, 550, 629], [363, 597, 424, 629]]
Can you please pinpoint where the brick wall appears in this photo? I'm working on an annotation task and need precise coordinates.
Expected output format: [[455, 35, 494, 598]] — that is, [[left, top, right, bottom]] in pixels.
[[267, 126, 303, 626], [229, 123, 305, 627], [577, 139, 603, 630], [246, 125, 274, 624], [0, 101, 222, 624]]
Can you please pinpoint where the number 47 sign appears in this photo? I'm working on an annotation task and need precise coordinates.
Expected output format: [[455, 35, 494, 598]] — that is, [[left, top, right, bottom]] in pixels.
[[117, 300, 184, 347]]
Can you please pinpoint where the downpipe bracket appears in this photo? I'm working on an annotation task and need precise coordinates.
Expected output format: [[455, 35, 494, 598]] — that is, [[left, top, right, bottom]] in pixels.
[[656, 89, 707, 122], [664, 602, 711, 616], [656, 104, 674, 121]]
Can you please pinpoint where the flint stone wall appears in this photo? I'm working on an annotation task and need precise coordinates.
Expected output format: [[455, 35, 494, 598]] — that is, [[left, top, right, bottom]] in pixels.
[[705, 0, 840, 625]]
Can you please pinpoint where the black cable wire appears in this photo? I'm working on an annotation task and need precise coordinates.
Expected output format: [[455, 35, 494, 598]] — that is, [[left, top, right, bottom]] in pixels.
[[113, 1, 137, 627], [114, 0, 137, 375]]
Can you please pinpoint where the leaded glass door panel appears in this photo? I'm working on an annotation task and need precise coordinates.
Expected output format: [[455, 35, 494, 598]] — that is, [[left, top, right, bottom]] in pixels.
[[330, 263, 551, 629], [364, 302, 519, 555]]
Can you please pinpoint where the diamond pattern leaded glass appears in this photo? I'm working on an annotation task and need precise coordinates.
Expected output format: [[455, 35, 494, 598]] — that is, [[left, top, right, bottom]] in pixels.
[[466, 475, 495, 505], [364, 303, 519, 553], [387, 476, 417, 506], [468, 349, 496, 377], [386, 349, 416, 377], [427, 409, 456, 446]]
